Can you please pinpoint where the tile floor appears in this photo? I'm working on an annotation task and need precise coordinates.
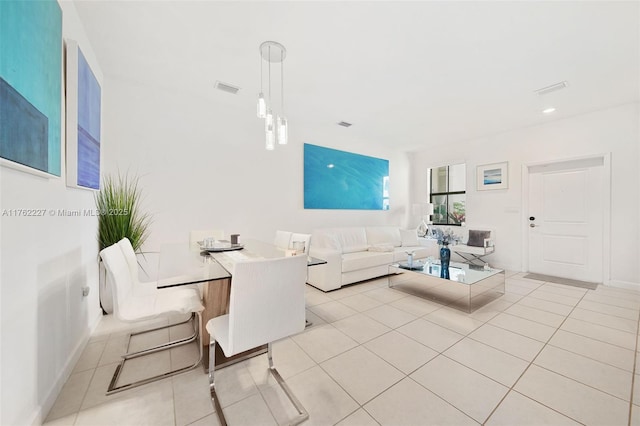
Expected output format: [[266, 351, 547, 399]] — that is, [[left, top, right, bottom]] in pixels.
[[44, 271, 640, 425]]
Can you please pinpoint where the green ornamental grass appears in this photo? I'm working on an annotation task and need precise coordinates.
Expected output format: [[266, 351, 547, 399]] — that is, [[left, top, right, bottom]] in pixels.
[[95, 174, 151, 252]]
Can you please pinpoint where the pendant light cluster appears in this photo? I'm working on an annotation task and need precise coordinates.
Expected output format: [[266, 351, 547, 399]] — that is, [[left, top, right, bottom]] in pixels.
[[257, 41, 288, 150]]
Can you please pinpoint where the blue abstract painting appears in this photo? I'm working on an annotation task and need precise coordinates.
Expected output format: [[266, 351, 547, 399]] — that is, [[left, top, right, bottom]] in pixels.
[[0, 0, 62, 176], [76, 48, 101, 189], [483, 168, 502, 185], [304, 143, 389, 210], [0, 77, 48, 171]]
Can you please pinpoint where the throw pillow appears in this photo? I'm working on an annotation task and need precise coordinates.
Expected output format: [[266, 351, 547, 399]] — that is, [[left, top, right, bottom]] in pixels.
[[467, 230, 491, 247], [400, 229, 419, 247]]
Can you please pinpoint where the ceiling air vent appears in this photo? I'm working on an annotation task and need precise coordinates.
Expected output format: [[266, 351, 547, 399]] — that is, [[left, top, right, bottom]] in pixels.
[[337, 121, 353, 127], [214, 81, 240, 95], [534, 81, 569, 96]]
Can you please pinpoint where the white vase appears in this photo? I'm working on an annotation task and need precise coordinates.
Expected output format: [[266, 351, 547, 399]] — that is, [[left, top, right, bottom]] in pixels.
[[416, 219, 428, 237], [99, 260, 113, 314]]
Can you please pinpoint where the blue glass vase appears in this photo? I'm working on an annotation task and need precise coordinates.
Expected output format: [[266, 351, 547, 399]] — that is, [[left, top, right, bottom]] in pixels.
[[440, 245, 450, 279]]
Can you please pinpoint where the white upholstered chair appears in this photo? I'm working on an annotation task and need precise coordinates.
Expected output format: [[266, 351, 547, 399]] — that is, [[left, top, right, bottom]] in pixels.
[[100, 238, 204, 394], [206, 255, 309, 426], [274, 230, 293, 250], [451, 229, 495, 266]]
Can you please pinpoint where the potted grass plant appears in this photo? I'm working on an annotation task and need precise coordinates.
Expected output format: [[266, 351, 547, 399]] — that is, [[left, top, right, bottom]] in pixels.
[[95, 173, 152, 313]]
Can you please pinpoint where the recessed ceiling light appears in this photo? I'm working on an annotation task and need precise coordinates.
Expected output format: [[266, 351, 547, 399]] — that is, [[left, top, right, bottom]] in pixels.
[[327, 164, 335, 168], [542, 107, 556, 114]]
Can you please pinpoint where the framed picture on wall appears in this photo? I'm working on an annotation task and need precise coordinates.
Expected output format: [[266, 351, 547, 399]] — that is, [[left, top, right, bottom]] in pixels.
[[303, 143, 390, 210], [477, 162, 508, 190], [0, 0, 63, 178], [65, 39, 102, 190]]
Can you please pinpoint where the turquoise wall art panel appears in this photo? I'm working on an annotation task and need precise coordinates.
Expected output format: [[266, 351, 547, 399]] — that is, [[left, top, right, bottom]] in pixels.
[[66, 39, 101, 190], [304, 143, 390, 210], [0, 0, 62, 176]]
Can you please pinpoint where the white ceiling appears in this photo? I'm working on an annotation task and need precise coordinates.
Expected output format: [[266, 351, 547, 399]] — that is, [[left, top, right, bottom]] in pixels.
[[73, 1, 640, 152]]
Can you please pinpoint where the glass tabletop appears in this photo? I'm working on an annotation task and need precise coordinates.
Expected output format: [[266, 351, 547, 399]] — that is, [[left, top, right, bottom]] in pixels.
[[156, 243, 230, 289], [391, 259, 503, 285], [157, 239, 326, 288]]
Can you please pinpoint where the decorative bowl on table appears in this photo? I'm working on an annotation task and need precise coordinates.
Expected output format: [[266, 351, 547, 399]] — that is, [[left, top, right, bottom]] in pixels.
[[198, 240, 244, 252]]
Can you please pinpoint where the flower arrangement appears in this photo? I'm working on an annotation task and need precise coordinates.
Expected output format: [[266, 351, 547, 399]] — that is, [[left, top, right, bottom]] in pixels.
[[432, 227, 460, 246]]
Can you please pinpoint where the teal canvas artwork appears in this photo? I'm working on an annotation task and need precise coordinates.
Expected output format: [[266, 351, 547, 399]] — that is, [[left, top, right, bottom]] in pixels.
[[0, 0, 62, 176], [304, 143, 389, 210]]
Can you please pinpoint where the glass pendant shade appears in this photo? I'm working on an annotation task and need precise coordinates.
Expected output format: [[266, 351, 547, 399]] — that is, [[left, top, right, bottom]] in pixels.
[[265, 126, 275, 150], [265, 110, 273, 131], [258, 41, 287, 150], [257, 93, 266, 118], [277, 116, 287, 145]]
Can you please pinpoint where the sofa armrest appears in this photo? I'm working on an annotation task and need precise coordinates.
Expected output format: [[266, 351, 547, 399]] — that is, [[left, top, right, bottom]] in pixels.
[[307, 247, 342, 292]]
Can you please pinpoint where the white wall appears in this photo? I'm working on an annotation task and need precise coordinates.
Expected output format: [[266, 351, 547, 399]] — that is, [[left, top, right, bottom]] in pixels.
[[101, 75, 410, 251], [0, 2, 103, 424], [409, 102, 640, 286]]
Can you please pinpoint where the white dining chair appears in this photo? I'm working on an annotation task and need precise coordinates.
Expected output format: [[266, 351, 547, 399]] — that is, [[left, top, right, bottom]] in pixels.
[[100, 238, 204, 394], [274, 230, 293, 250], [206, 254, 309, 426]]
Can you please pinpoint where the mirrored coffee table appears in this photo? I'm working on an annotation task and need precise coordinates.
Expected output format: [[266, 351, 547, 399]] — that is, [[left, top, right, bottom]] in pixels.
[[388, 260, 505, 312]]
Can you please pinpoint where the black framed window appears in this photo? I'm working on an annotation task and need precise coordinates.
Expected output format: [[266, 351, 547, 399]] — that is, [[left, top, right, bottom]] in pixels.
[[429, 164, 466, 225]]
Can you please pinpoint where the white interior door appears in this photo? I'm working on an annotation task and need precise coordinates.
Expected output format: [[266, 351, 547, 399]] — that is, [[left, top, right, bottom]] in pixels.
[[528, 157, 604, 283]]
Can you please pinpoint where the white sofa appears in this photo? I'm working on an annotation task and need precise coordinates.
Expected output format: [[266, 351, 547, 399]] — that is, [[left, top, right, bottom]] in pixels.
[[307, 226, 439, 291]]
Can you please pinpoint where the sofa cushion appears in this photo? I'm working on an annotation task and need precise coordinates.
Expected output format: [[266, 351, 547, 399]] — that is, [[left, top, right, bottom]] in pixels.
[[468, 230, 491, 247], [366, 227, 402, 247], [311, 230, 341, 250], [323, 233, 341, 250], [368, 244, 394, 252], [336, 228, 369, 253], [342, 251, 394, 273], [399, 229, 419, 247]]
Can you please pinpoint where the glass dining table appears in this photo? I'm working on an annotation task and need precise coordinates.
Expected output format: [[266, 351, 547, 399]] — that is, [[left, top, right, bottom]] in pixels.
[[155, 239, 323, 369]]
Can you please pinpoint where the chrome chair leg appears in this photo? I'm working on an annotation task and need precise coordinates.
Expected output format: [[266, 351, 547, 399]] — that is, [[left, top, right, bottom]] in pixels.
[[122, 313, 198, 360], [453, 252, 487, 266], [209, 339, 227, 426], [209, 341, 308, 426], [267, 342, 309, 425], [107, 312, 203, 395]]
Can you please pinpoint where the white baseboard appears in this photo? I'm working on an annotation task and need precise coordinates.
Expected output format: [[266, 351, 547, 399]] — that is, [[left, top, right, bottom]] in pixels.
[[604, 279, 640, 291], [29, 311, 103, 426]]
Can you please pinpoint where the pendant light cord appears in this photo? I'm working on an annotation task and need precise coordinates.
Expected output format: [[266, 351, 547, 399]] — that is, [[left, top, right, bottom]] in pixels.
[[268, 45, 271, 106]]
